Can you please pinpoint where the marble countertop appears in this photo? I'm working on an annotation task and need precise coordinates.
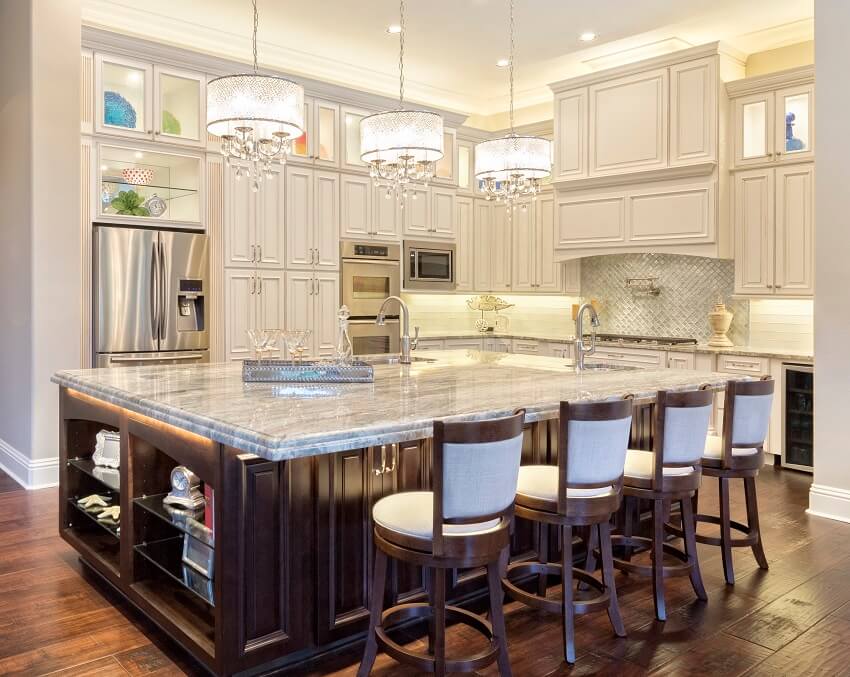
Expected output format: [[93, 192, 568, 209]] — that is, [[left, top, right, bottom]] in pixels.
[[419, 331, 813, 361], [53, 351, 741, 462]]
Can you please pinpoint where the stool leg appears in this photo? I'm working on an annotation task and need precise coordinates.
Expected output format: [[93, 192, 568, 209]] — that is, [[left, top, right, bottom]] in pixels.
[[487, 557, 513, 676], [358, 548, 388, 677], [680, 497, 708, 602], [599, 519, 625, 637], [561, 524, 576, 664], [538, 522, 549, 597], [719, 477, 735, 585], [622, 496, 635, 562], [427, 568, 436, 655], [652, 498, 667, 622], [745, 476, 769, 570], [434, 565, 447, 677], [577, 523, 598, 592]]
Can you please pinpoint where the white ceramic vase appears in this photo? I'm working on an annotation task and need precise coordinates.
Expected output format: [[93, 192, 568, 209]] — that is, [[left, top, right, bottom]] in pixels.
[[707, 302, 734, 347]]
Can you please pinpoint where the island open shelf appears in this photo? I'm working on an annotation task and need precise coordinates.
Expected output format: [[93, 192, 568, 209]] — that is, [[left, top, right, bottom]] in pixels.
[[55, 351, 741, 675]]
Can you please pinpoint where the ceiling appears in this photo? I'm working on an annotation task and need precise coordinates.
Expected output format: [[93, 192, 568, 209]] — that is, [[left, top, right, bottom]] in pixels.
[[81, 0, 814, 118]]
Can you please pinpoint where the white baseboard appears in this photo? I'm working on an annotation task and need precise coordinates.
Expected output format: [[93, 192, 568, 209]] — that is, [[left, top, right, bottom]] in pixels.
[[0, 438, 59, 490], [808, 483, 850, 524]]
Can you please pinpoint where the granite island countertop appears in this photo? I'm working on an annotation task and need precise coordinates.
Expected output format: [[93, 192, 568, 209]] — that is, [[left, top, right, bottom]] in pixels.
[[53, 351, 744, 461]]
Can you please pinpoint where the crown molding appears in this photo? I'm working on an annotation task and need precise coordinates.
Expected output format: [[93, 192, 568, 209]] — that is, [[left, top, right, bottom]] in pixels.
[[726, 64, 814, 97], [81, 5, 471, 125]]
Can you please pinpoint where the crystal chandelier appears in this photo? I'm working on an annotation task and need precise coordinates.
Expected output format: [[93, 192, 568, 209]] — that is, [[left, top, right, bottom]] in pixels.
[[206, 0, 304, 191], [475, 0, 552, 210], [360, 0, 443, 205]]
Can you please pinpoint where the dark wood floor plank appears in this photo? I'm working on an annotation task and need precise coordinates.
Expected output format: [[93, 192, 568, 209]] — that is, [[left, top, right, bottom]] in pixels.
[[742, 616, 850, 676], [648, 632, 773, 676], [42, 655, 130, 676]]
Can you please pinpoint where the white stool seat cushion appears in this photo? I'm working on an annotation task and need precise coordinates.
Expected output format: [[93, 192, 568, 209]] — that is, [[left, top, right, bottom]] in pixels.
[[703, 435, 759, 459], [624, 449, 695, 480], [516, 465, 616, 502], [372, 492, 501, 540]]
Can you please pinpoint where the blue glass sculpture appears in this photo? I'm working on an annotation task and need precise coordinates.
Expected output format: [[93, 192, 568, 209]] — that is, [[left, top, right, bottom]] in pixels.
[[104, 91, 137, 129], [785, 112, 804, 152]]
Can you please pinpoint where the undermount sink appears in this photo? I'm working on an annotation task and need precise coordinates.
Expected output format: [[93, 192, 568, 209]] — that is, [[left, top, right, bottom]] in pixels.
[[362, 355, 437, 365], [574, 363, 641, 372]]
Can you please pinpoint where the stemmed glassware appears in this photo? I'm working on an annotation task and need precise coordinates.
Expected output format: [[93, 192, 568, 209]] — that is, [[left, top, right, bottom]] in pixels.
[[282, 329, 312, 364], [246, 328, 281, 360]]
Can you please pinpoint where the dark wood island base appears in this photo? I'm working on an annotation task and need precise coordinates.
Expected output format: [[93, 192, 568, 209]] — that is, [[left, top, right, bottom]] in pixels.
[[59, 386, 659, 675]]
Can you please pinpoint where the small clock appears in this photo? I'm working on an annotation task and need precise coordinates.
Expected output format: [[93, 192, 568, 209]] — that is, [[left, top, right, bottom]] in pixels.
[[163, 466, 206, 510]]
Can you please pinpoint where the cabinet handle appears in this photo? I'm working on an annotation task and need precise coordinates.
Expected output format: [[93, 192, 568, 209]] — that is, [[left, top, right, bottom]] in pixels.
[[250, 244, 256, 262], [257, 244, 262, 262], [314, 248, 319, 265], [250, 275, 256, 294], [767, 284, 774, 289], [314, 278, 319, 296], [257, 276, 263, 294], [775, 284, 783, 289], [146, 129, 153, 134]]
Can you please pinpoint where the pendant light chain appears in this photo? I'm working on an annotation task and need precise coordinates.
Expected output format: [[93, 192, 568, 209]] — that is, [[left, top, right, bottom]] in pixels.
[[398, 0, 405, 107], [252, 0, 259, 73], [509, 0, 515, 133]]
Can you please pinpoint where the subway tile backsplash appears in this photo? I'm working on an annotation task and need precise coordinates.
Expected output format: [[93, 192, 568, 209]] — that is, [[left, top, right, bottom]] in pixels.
[[580, 253, 750, 344]]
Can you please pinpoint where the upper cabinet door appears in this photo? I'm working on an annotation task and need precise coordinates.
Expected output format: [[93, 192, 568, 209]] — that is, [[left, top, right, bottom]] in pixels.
[[430, 187, 457, 238], [256, 164, 286, 268], [341, 106, 370, 173], [95, 53, 153, 139], [473, 201, 493, 291], [490, 204, 512, 292], [553, 88, 587, 180], [589, 68, 668, 175], [670, 57, 717, 166], [775, 84, 814, 163], [535, 195, 562, 292], [511, 204, 536, 291], [313, 99, 340, 167], [403, 187, 431, 236], [562, 258, 581, 295], [734, 92, 775, 166], [734, 168, 775, 295], [373, 186, 402, 241], [290, 98, 313, 162], [314, 171, 340, 269], [153, 65, 205, 147], [455, 197, 474, 292], [340, 174, 372, 239], [774, 164, 814, 296], [456, 140, 475, 194], [434, 129, 457, 185], [285, 165, 315, 269]]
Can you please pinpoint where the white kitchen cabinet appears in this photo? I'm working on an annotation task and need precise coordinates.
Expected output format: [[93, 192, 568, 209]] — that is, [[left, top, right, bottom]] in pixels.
[[734, 92, 774, 167], [734, 164, 813, 297], [587, 347, 666, 369], [455, 197, 475, 292], [152, 65, 206, 147], [373, 186, 402, 240], [285, 166, 339, 271], [774, 84, 814, 163], [285, 271, 340, 358], [669, 57, 717, 166], [456, 139, 475, 194], [224, 268, 285, 361], [511, 206, 535, 292], [402, 187, 456, 239], [415, 338, 446, 351], [434, 129, 457, 185], [289, 97, 341, 168], [563, 259, 581, 295], [510, 195, 561, 293], [225, 161, 285, 268], [341, 105, 370, 173], [512, 339, 540, 355], [445, 338, 483, 351], [430, 187, 457, 238], [340, 174, 371, 239], [667, 352, 696, 370], [473, 201, 511, 292], [553, 88, 587, 181], [541, 341, 573, 360], [403, 187, 431, 237], [483, 338, 512, 353], [589, 68, 668, 176]]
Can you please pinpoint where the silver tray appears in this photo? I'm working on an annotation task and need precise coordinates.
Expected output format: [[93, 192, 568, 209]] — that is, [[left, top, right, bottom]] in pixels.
[[242, 359, 374, 383]]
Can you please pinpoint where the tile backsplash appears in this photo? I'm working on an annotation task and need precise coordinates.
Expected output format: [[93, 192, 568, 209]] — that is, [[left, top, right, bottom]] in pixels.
[[580, 253, 750, 344]]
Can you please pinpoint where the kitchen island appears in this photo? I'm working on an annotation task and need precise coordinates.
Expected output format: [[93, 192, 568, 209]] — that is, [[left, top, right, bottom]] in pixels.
[[53, 351, 741, 675]]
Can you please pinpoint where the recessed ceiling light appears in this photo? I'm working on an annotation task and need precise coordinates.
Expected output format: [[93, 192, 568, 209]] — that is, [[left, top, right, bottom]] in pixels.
[[579, 31, 598, 42], [496, 58, 511, 68], [386, 24, 401, 34]]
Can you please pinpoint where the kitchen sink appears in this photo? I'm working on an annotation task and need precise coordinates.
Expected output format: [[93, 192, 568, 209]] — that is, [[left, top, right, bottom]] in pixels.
[[361, 355, 437, 365], [574, 363, 641, 372]]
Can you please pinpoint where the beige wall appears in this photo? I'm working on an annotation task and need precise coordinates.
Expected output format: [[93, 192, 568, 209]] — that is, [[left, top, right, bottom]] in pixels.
[[746, 41, 814, 77], [810, 2, 850, 522], [0, 0, 81, 486]]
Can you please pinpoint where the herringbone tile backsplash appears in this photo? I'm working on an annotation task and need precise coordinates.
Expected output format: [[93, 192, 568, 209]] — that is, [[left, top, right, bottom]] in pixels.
[[581, 254, 749, 344]]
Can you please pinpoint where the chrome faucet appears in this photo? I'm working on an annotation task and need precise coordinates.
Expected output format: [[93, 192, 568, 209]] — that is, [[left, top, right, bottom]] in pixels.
[[376, 296, 419, 364], [574, 303, 600, 370]]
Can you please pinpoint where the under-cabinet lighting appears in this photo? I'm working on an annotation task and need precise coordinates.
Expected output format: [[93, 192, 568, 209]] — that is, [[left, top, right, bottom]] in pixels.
[[579, 31, 598, 42]]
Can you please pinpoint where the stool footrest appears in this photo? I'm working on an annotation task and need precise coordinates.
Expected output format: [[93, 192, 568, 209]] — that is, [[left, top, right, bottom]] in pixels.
[[376, 603, 497, 673], [695, 514, 759, 547], [609, 535, 694, 578], [503, 561, 610, 615]]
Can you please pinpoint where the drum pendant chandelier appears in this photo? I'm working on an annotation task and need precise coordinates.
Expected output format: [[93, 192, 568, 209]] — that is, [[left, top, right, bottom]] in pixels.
[[360, 0, 444, 205], [475, 0, 552, 209], [206, 0, 305, 191]]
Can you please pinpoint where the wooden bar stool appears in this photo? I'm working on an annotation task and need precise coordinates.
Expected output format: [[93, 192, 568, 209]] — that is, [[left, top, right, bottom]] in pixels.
[[610, 389, 713, 622], [357, 410, 526, 677], [695, 377, 774, 585], [502, 399, 633, 664]]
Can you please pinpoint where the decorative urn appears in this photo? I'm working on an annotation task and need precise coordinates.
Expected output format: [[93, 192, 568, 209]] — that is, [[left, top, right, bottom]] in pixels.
[[707, 302, 734, 347]]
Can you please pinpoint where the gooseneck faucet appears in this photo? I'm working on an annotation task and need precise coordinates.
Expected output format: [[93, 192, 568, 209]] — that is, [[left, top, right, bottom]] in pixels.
[[574, 302, 600, 370], [376, 296, 419, 364]]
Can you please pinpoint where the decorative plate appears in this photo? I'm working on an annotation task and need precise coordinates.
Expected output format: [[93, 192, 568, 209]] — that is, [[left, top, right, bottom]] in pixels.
[[122, 167, 154, 185], [104, 91, 137, 129]]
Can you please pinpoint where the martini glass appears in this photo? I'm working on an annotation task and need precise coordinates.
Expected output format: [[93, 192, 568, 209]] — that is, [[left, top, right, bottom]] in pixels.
[[286, 330, 312, 364]]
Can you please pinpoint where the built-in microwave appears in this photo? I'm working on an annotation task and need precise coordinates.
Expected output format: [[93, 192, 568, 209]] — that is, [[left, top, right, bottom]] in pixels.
[[403, 240, 456, 291]]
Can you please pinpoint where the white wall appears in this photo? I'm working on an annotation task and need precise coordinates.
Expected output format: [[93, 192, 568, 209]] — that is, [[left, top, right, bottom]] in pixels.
[[810, 0, 850, 522], [0, 0, 81, 488]]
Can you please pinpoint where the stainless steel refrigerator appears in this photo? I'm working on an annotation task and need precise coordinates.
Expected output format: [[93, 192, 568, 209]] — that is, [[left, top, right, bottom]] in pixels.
[[94, 224, 209, 367]]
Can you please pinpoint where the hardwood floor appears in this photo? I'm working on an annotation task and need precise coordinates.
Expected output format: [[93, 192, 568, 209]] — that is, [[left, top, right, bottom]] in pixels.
[[1, 464, 847, 676]]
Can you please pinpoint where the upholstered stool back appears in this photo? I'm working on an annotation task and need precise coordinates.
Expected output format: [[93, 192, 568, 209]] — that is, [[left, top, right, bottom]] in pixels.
[[729, 381, 774, 448], [659, 390, 714, 466]]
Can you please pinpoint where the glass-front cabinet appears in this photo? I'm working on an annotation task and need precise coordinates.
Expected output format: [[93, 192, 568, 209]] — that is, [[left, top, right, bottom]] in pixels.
[[734, 84, 814, 166], [94, 53, 206, 148], [290, 98, 340, 167], [98, 143, 203, 227], [341, 106, 370, 173]]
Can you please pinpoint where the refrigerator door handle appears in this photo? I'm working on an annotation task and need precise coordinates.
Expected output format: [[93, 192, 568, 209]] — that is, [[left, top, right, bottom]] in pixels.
[[150, 241, 160, 342], [159, 240, 167, 341]]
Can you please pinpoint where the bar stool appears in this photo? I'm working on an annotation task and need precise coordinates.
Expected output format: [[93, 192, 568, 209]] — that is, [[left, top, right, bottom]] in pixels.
[[610, 389, 714, 622], [502, 399, 633, 664], [695, 377, 774, 585], [357, 409, 526, 677]]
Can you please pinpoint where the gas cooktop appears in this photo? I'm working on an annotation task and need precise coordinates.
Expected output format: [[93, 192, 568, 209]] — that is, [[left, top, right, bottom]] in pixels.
[[584, 333, 698, 347]]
